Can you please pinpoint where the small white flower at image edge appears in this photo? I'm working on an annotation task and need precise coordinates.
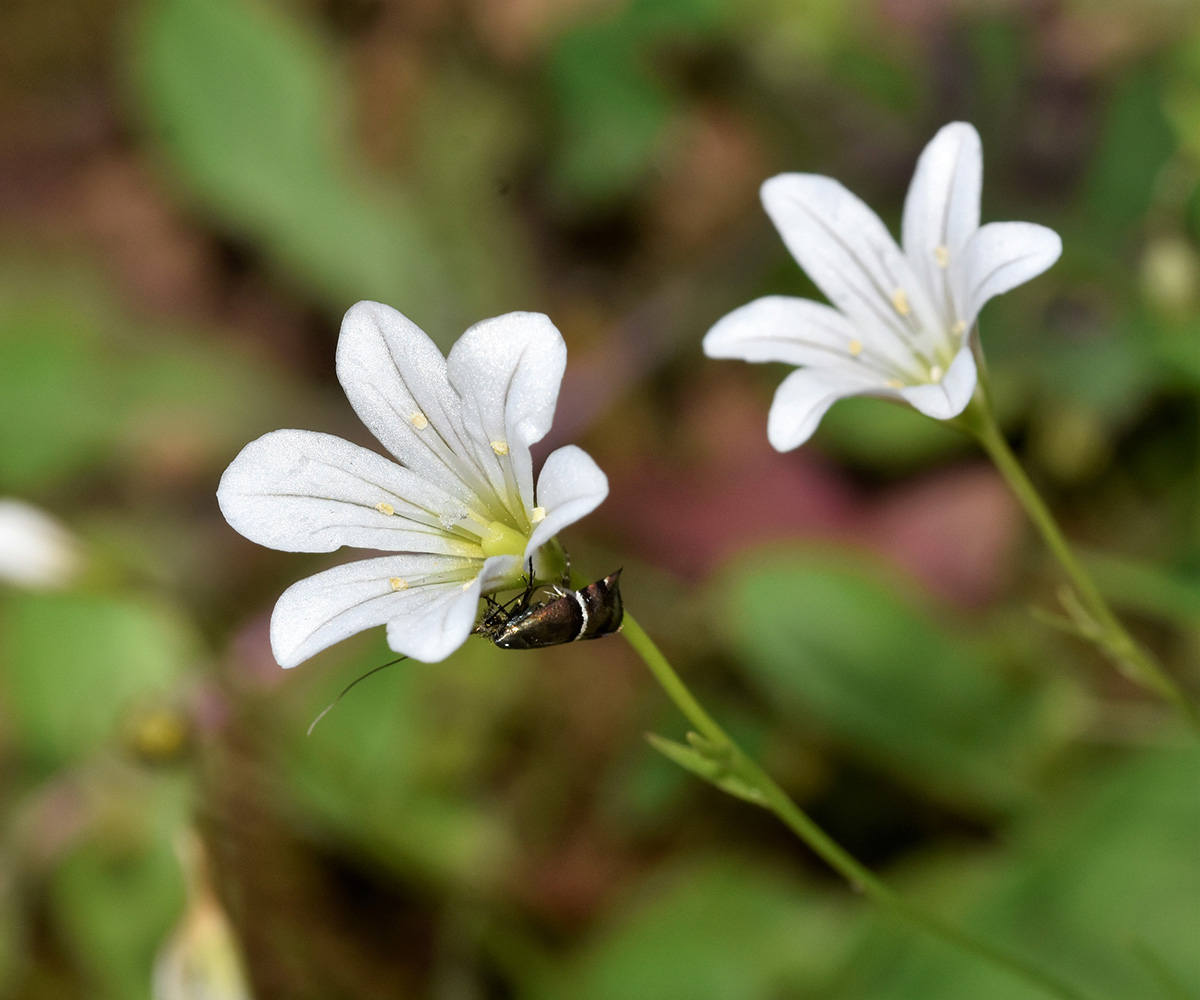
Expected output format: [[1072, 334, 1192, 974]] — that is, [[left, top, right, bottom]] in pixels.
[[703, 122, 1062, 450], [217, 302, 609, 668], [0, 499, 83, 591]]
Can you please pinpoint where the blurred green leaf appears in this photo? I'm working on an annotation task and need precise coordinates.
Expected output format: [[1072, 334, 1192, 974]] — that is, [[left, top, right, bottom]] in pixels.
[[533, 857, 857, 1000], [714, 550, 1061, 812], [50, 773, 189, 1000], [1084, 69, 1177, 244], [546, 0, 726, 204], [0, 592, 195, 770], [281, 637, 520, 888], [815, 395, 968, 470], [135, 0, 443, 323], [846, 747, 1200, 1000], [0, 284, 297, 492]]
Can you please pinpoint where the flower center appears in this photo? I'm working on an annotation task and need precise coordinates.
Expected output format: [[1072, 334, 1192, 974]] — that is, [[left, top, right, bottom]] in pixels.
[[480, 519, 527, 557]]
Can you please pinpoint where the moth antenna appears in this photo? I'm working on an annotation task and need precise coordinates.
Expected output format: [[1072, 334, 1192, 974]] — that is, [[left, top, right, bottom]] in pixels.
[[306, 656, 409, 736]]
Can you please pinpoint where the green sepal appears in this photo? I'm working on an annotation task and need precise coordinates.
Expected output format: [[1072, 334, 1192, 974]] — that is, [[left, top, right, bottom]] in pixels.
[[645, 732, 767, 807]]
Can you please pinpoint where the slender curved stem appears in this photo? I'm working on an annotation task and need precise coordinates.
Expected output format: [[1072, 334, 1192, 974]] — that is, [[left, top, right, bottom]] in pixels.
[[617, 610, 1096, 1000], [956, 397, 1200, 735]]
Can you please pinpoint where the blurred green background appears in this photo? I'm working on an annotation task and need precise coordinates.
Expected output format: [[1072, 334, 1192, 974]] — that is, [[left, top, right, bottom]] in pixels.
[[0, 0, 1198, 997]]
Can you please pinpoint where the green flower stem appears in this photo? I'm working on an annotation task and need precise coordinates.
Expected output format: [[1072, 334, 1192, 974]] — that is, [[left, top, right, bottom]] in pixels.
[[617, 610, 1094, 1000], [957, 396, 1200, 735]]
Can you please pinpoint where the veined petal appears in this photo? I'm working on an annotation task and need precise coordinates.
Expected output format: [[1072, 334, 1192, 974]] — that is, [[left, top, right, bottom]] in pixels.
[[956, 222, 1062, 329], [703, 295, 913, 375], [524, 445, 609, 558], [447, 312, 567, 526], [336, 302, 495, 511], [761, 174, 945, 359], [896, 341, 977, 419], [902, 122, 982, 324], [766, 365, 884, 451], [270, 554, 483, 667], [217, 429, 481, 556]]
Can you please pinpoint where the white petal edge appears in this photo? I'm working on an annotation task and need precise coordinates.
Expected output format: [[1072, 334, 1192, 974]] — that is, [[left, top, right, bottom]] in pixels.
[[703, 295, 916, 372], [217, 429, 480, 556], [447, 312, 567, 520], [761, 173, 946, 359], [524, 445, 609, 558], [896, 342, 977, 420], [336, 301, 482, 505], [766, 366, 885, 452], [269, 554, 483, 667], [902, 122, 982, 321], [957, 221, 1062, 329]]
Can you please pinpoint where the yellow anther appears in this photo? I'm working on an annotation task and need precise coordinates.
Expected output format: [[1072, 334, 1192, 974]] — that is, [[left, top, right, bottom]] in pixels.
[[929, 365, 945, 383], [847, 339, 863, 357], [530, 506, 547, 523], [885, 378, 904, 389], [375, 502, 395, 516], [891, 288, 911, 316], [490, 440, 509, 456], [951, 320, 966, 337], [410, 412, 429, 430], [389, 577, 408, 591], [934, 245, 949, 268]]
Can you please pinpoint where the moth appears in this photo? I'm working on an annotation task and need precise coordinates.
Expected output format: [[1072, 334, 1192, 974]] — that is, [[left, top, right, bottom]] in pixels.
[[475, 570, 624, 649]]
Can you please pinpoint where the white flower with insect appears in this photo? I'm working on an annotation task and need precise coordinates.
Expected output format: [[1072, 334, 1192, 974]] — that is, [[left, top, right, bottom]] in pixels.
[[703, 122, 1062, 449], [217, 302, 608, 666]]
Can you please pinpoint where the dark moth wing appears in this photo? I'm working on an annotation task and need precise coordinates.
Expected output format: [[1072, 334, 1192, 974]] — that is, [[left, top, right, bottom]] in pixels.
[[490, 571, 624, 650]]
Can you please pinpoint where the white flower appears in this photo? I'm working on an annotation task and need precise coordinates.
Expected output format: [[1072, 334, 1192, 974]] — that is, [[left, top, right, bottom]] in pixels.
[[217, 302, 608, 666], [703, 122, 1062, 450], [0, 499, 83, 590]]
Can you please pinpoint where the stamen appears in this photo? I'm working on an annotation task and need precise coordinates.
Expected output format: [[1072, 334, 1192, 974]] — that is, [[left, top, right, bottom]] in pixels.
[[490, 440, 509, 456], [885, 378, 904, 389], [847, 339, 863, 357], [951, 320, 966, 337], [929, 365, 945, 383], [530, 506, 547, 523], [891, 288, 911, 316], [375, 502, 395, 516], [389, 577, 408, 591], [409, 412, 429, 430], [934, 245, 949, 268], [462, 580, 475, 591]]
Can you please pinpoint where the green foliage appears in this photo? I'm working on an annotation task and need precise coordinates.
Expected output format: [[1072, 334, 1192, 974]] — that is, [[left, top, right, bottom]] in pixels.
[[0, 591, 195, 771], [135, 0, 443, 324], [0, 284, 296, 492], [50, 774, 190, 1000], [713, 550, 1064, 812], [533, 857, 857, 1000]]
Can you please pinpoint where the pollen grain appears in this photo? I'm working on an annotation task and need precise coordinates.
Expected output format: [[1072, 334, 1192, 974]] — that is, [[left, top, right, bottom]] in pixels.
[[891, 288, 911, 316], [847, 339, 863, 356], [389, 577, 408, 591], [490, 440, 509, 456]]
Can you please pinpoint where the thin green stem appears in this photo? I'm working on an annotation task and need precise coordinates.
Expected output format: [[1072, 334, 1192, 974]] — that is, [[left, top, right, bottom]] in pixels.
[[957, 397, 1200, 735], [618, 609, 1095, 1000]]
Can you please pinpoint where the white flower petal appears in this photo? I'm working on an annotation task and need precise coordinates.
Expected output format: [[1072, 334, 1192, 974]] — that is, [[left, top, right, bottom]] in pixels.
[[270, 554, 483, 667], [896, 342, 977, 419], [703, 294, 914, 374], [766, 365, 884, 452], [217, 429, 481, 556], [957, 222, 1062, 329], [902, 122, 982, 324], [524, 445, 609, 558], [0, 499, 83, 590], [447, 312, 567, 525], [761, 174, 945, 358], [336, 301, 491, 508]]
